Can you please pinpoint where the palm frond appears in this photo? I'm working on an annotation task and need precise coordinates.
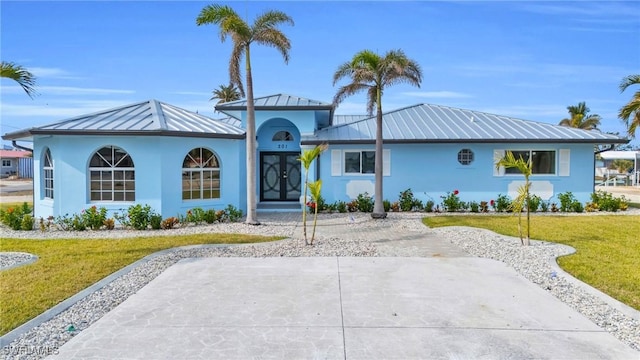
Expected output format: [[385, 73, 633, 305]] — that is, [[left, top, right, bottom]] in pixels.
[[253, 10, 294, 31], [0, 61, 37, 98], [229, 42, 245, 97], [254, 28, 291, 64], [619, 74, 640, 93]]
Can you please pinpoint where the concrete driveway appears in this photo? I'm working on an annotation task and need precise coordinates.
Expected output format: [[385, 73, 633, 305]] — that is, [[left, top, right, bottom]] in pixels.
[[49, 257, 639, 359]]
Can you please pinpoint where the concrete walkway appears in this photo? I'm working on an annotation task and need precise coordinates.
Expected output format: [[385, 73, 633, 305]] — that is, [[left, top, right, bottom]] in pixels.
[[47, 214, 639, 359]]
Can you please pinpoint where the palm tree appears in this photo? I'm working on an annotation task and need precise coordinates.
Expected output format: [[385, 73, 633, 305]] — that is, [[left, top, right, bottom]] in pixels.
[[618, 74, 640, 139], [0, 61, 37, 98], [333, 49, 422, 219], [558, 102, 601, 130], [308, 179, 322, 245], [210, 84, 241, 104], [298, 144, 327, 244], [197, 4, 294, 225], [496, 151, 533, 246]]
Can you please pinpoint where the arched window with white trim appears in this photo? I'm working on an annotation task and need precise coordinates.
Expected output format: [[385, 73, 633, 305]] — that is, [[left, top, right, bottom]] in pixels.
[[182, 147, 220, 200], [89, 146, 135, 201], [43, 148, 54, 199]]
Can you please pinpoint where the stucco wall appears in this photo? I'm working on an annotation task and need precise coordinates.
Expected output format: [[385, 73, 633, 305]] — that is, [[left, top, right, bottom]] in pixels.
[[33, 134, 244, 219], [318, 142, 596, 206]]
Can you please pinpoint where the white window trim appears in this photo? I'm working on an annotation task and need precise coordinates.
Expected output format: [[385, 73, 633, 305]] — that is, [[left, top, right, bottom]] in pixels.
[[331, 149, 390, 176], [88, 146, 136, 203], [43, 148, 54, 200], [181, 148, 221, 201]]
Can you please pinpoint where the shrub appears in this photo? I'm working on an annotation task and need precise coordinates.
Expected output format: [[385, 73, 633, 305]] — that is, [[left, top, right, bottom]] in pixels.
[[390, 201, 400, 212], [336, 201, 347, 213], [203, 209, 217, 224], [585, 202, 599, 212], [71, 214, 86, 231], [399, 189, 416, 212], [441, 190, 464, 212], [493, 194, 511, 213], [479, 201, 489, 213], [571, 201, 584, 213], [424, 200, 434, 213], [127, 204, 154, 230], [103, 218, 115, 230], [346, 200, 358, 212], [590, 190, 629, 212], [225, 205, 243, 222], [551, 203, 559, 212], [21, 214, 34, 231], [356, 192, 374, 213], [82, 206, 107, 230], [0, 202, 33, 230], [469, 201, 479, 213], [540, 201, 549, 212], [316, 195, 327, 212], [150, 214, 162, 230], [39, 216, 54, 232], [527, 195, 541, 212], [186, 207, 206, 225], [557, 192, 577, 212], [161, 217, 179, 230]]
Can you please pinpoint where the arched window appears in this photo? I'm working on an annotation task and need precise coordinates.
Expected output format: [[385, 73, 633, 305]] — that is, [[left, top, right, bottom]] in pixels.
[[182, 147, 220, 200], [43, 148, 54, 199], [272, 131, 294, 141], [89, 146, 135, 201]]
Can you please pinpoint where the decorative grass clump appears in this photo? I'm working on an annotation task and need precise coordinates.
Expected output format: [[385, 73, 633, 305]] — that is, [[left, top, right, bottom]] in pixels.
[[423, 215, 640, 311], [0, 233, 282, 335]]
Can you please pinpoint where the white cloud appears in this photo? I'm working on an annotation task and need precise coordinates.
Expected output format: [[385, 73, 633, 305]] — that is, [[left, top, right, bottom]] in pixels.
[[1, 85, 135, 96], [28, 67, 83, 80], [401, 91, 472, 99]]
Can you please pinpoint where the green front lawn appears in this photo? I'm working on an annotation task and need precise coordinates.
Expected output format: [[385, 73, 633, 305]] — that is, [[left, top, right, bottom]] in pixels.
[[423, 215, 640, 311], [0, 233, 282, 335]]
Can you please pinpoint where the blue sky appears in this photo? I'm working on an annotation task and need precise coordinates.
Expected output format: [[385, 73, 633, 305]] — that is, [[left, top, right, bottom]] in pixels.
[[1, 1, 639, 147]]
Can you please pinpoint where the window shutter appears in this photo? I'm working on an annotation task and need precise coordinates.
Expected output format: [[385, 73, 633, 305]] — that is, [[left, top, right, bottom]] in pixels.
[[331, 149, 341, 176], [383, 149, 391, 176], [493, 150, 505, 176], [559, 149, 570, 176]]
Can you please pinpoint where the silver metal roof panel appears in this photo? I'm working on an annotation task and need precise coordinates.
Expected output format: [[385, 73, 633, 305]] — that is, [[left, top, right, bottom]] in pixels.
[[304, 103, 627, 144]]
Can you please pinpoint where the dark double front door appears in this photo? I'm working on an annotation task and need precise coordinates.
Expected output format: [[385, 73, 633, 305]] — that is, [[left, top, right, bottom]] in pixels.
[[260, 152, 301, 201]]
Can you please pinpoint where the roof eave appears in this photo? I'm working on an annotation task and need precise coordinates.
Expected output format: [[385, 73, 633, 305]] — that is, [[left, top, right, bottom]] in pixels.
[[301, 138, 630, 145], [20, 129, 245, 139], [216, 105, 334, 111]]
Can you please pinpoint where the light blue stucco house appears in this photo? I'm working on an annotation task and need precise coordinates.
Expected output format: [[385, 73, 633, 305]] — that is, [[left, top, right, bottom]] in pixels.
[[2, 94, 627, 219]]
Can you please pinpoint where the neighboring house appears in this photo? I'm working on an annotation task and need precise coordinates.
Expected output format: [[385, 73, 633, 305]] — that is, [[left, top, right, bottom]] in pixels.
[[0, 149, 32, 178], [2, 94, 628, 219], [597, 150, 640, 186]]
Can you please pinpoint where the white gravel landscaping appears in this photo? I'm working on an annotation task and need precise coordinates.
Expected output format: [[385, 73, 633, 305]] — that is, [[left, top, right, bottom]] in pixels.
[[1, 211, 638, 358]]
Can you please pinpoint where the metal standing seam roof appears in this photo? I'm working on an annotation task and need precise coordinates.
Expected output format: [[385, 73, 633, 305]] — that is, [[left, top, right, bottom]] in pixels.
[[303, 103, 628, 144], [332, 114, 372, 126], [216, 93, 333, 110], [2, 100, 245, 141]]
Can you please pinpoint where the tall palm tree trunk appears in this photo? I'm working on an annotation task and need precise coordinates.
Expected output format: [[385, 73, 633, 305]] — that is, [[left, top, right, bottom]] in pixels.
[[244, 46, 259, 225], [372, 97, 386, 218]]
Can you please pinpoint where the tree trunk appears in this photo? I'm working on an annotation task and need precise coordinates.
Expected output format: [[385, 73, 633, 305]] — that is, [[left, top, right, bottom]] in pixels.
[[244, 46, 259, 225], [302, 168, 309, 244], [371, 95, 386, 219]]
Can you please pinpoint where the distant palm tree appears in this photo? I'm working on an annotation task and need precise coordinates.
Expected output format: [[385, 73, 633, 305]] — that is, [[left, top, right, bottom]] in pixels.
[[618, 74, 640, 139], [197, 4, 294, 225], [210, 84, 241, 104], [333, 49, 422, 219], [0, 61, 37, 98], [558, 102, 601, 130]]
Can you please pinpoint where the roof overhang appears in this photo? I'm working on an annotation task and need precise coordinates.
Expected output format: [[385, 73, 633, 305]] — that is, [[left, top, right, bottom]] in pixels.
[[301, 138, 630, 146], [2, 129, 245, 140]]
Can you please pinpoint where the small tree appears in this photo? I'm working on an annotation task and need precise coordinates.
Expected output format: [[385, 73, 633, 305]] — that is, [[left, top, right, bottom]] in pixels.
[[308, 179, 322, 244], [496, 151, 533, 246], [298, 144, 327, 244]]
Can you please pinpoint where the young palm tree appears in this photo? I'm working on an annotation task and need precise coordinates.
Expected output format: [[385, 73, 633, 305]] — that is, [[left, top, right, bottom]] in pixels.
[[496, 151, 533, 246], [558, 102, 601, 130], [197, 4, 294, 225], [298, 144, 327, 244], [0, 61, 37, 98], [333, 49, 422, 219], [618, 74, 640, 139], [308, 179, 322, 245], [210, 84, 241, 104]]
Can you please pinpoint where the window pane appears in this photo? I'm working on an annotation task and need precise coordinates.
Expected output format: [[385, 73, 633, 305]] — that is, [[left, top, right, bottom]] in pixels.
[[362, 151, 375, 174], [114, 192, 124, 201], [505, 151, 530, 174], [344, 152, 361, 173], [532, 151, 555, 174], [125, 192, 135, 202]]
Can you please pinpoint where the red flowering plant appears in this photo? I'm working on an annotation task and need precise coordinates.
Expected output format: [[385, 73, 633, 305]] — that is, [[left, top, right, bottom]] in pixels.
[[81, 205, 108, 230], [440, 190, 465, 212], [306, 201, 316, 212]]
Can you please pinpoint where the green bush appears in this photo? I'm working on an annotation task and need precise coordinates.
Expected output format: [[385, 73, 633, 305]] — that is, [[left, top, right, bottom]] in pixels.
[[203, 209, 217, 224], [336, 201, 347, 213], [225, 205, 243, 222], [82, 206, 107, 230], [356, 193, 374, 212], [540, 201, 549, 212], [186, 207, 206, 225], [493, 194, 511, 213], [0, 202, 33, 230], [127, 204, 154, 230], [399, 189, 415, 212], [21, 214, 34, 231], [571, 201, 584, 213], [424, 200, 435, 213], [590, 190, 628, 212], [441, 190, 464, 212], [150, 214, 162, 230], [527, 195, 541, 212], [557, 192, 577, 212], [469, 201, 479, 213]]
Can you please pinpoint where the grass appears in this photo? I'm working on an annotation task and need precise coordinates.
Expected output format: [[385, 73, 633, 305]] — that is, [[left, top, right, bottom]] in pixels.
[[0, 233, 282, 335], [423, 215, 640, 311], [0, 201, 32, 211]]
